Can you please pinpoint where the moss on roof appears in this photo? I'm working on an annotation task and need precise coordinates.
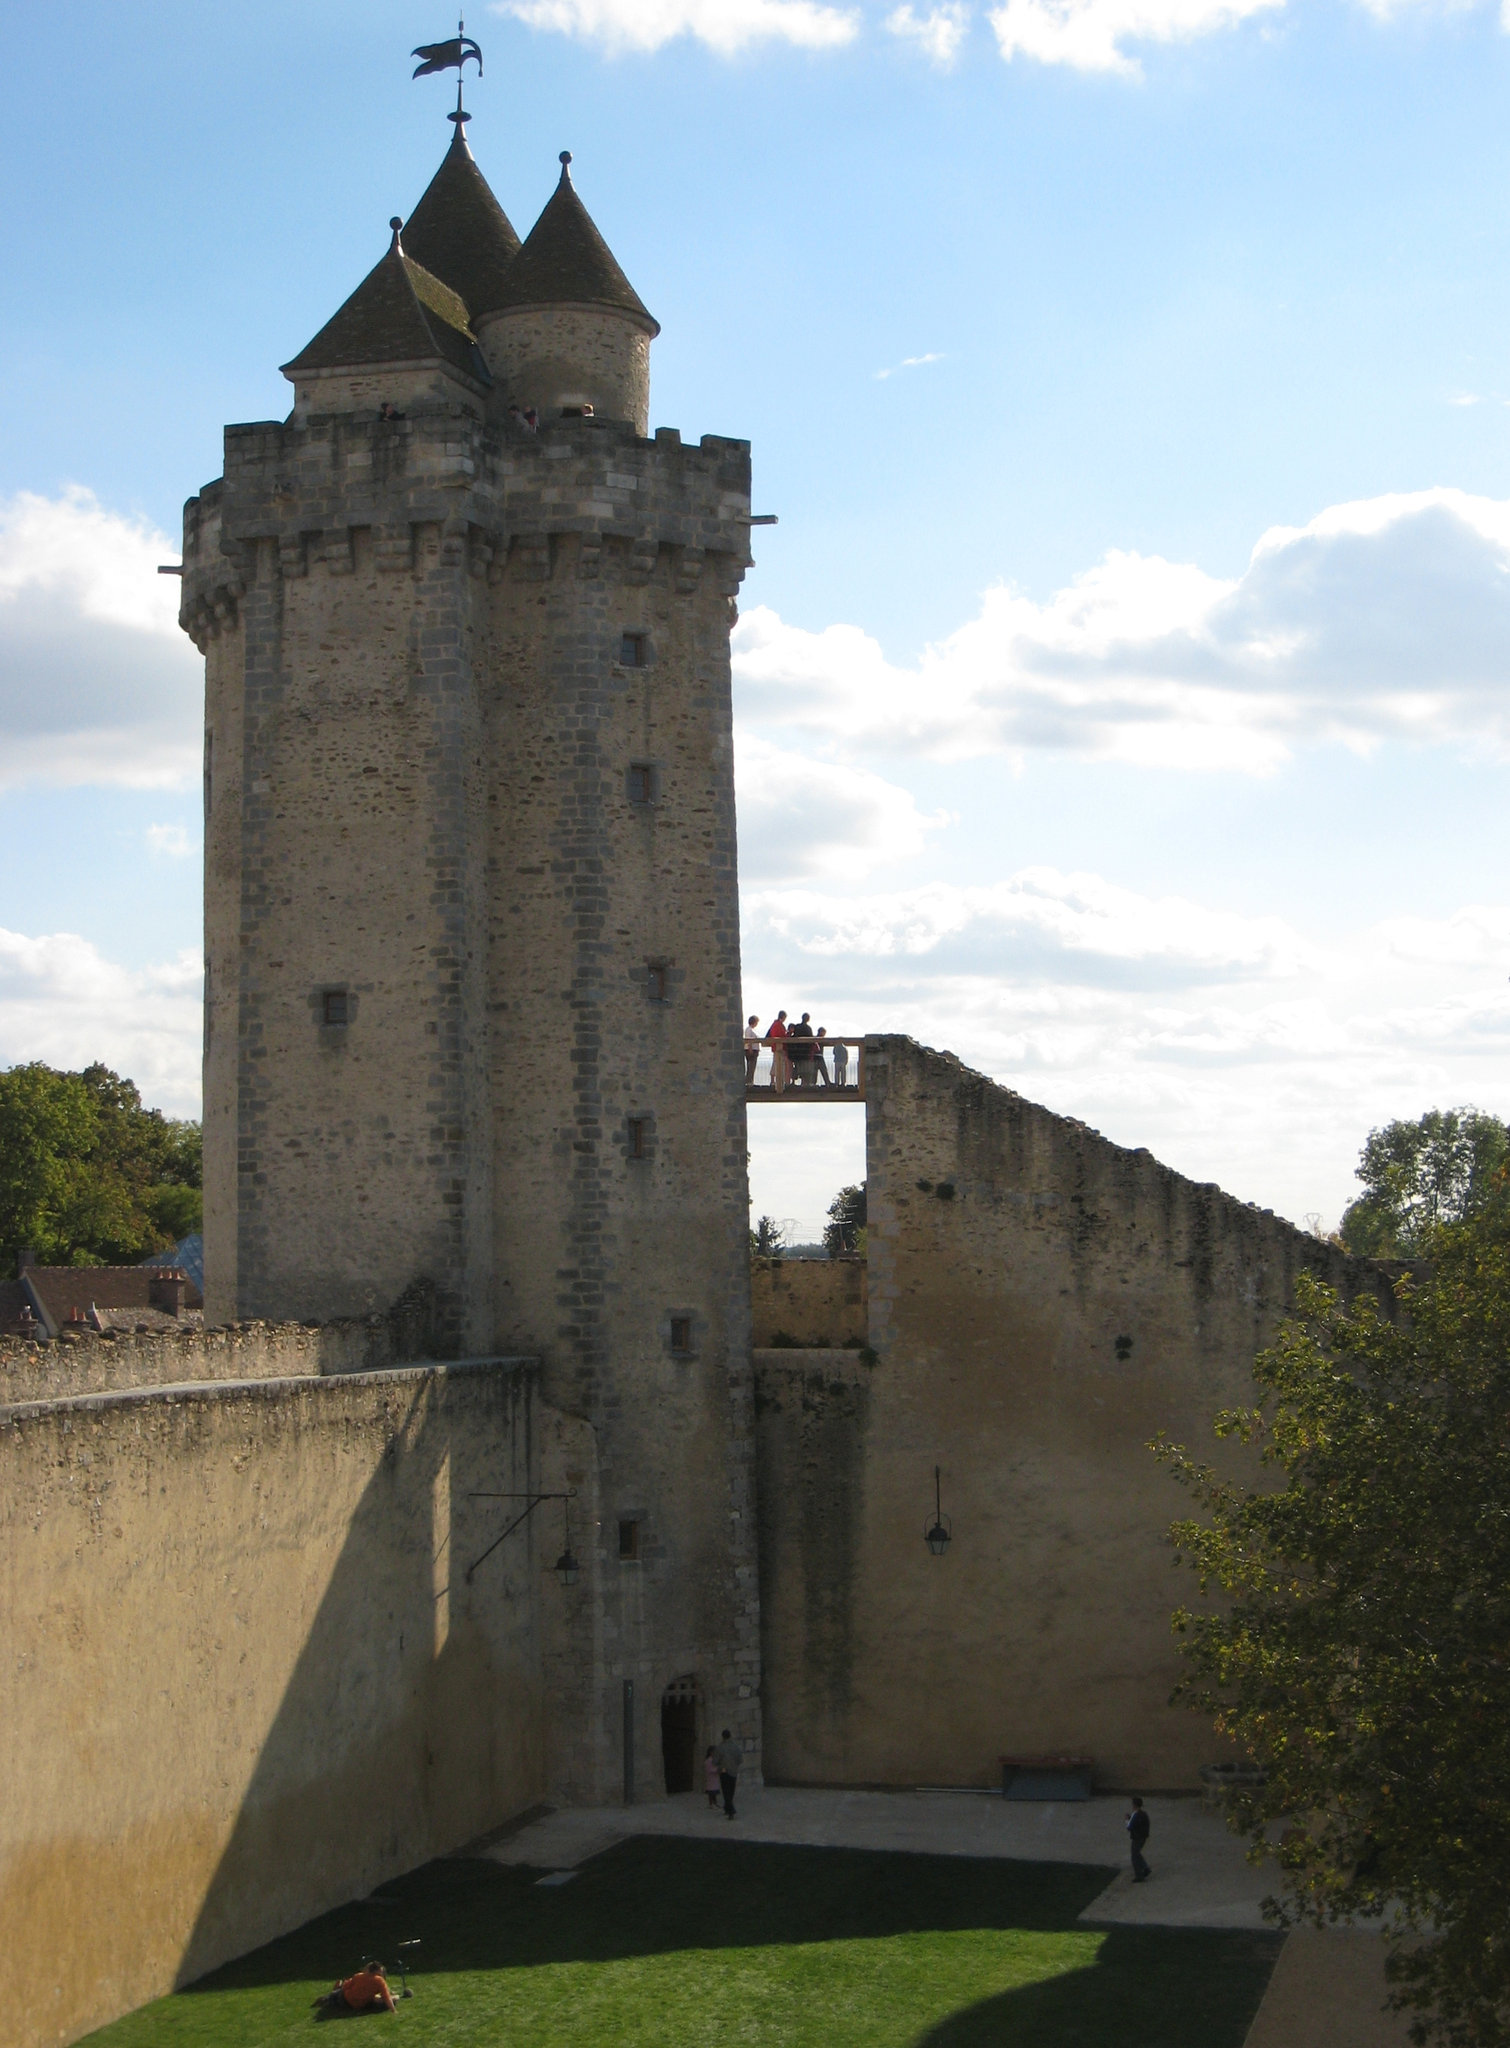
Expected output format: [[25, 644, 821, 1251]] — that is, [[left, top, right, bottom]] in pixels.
[[492, 156, 658, 334], [281, 229, 490, 383], [402, 128, 523, 319]]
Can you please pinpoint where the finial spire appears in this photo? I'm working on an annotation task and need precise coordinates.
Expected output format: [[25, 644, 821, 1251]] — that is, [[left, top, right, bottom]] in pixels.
[[559, 150, 573, 181], [411, 17, 483, 126], [389, 216, 404, 250]]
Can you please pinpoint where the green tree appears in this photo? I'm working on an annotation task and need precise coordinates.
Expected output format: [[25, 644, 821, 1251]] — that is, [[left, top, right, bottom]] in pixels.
[[749, 1215, 786, 1258], [0, 1062, 202, 1272], [1339, 1107, 1509, 1256], [1157, 1204, 1510, 2044], [823, 1182, 866, 1257]]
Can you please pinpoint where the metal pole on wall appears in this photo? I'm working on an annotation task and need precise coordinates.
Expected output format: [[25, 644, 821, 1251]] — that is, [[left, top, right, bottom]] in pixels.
[[622, 1678, 635, 1805]]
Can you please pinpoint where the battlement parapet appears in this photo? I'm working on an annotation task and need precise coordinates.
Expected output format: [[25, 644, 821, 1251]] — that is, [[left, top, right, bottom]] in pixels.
[[181, 412, 754, 647]]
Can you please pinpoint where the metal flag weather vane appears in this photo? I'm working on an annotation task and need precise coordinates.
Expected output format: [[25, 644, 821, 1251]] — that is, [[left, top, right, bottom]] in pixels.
[[413, 18, 483, 123]]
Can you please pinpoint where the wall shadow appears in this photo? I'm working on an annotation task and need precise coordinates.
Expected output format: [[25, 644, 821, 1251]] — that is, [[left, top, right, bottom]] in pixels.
[[177, 1364, 547, 1987], [916, 1923, 1284, 2047], [176, 1836, 1281, 2048]]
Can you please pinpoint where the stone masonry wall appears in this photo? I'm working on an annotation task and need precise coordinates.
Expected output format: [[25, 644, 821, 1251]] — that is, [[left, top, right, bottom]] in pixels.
[[1, 1316, 375, 1409], [750, 1258, 867, 1348], [476, 447, 761, 1800], [0, 1277, 446, 1408], [185, 401, 762, 1805], [0, 1359, 594, 2048], [755, 1036, 1407, 1791], [477, 306, 652, 434]]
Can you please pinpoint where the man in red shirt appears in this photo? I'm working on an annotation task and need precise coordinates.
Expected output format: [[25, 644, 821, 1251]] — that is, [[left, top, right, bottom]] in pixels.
[[315, 1962, 397, 2013]]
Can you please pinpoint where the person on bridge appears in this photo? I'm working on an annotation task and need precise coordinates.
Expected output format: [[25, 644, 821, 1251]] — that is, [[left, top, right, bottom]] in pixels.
[[744, 1015, 761, 1084], [787, 1012, 815, 1086], [813, 1026, 832, 1086], [765, 1011, 789, 1091]]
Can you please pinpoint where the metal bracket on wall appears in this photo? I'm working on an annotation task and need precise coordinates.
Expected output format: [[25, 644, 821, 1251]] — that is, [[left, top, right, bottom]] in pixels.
[[464, 1490, 576, 1584]]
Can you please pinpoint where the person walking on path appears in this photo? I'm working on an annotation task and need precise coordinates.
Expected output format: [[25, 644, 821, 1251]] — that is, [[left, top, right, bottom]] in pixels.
[[1126, 1797, 1151, 1882], [703, 1745, 721, 1809], [716, 1728, 744, 1819], [743, 1016, 761, 1085]]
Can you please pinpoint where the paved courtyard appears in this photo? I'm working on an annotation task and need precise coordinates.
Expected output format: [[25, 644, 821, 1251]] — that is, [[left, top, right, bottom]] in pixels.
[[486, 1785, 1409, 2045]]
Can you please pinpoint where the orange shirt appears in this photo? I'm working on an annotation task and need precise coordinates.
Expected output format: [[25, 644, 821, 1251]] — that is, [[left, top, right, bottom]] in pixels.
[[342, 1970, 391, 2008]]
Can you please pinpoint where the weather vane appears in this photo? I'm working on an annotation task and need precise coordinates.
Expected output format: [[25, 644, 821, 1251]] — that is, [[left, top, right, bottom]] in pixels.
[[413, 17, 483, 126]]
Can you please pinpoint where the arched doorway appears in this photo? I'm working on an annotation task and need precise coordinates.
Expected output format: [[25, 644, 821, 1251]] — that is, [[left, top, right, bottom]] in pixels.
[[660, 1675, 699, 1795]]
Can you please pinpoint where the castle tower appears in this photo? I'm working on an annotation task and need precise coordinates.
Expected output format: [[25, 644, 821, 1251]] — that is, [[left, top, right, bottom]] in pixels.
[[182, 129, 760, 1796], [477, 152, 660, 433]]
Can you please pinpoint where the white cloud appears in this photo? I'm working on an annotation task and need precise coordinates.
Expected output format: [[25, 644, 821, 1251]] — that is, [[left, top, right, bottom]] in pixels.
[[146, 824, 195, 859], [744, 865, 1305, 983], [0, 488, 201, 791], [492, 0, 859, 51], [987, 0, 1281, 72], [734, 487, 1510, 773], [875, 350, 946, 379], [736, 734, 947, 881], [743, 877, 1510, 1233], [885, 3, 971, 60], [0, 929, 202, 1116]]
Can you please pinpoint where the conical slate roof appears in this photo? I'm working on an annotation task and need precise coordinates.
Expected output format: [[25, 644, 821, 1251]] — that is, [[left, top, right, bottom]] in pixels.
[[282, 223, 490, 385], [492, 154, 658, 335], [401, 127, 522, 320]]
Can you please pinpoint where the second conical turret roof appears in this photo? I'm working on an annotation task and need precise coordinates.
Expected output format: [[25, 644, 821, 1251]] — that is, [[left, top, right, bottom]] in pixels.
[[402, 127, 522, 320], [281, 223, 489, 384], [492, 154, 658, 335]]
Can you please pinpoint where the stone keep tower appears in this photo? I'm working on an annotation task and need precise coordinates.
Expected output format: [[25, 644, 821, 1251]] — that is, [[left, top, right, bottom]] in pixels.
[[180, 124, 761, 1794]]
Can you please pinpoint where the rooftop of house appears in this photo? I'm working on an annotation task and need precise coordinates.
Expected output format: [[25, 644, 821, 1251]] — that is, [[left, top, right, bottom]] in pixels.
[[12, 1262, 205, 1339], [140, 1232, 204, 1293]]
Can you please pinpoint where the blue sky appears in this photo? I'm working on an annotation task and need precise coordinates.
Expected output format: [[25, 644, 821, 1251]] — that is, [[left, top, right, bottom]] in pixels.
[[2, 0, 1508, 1239]]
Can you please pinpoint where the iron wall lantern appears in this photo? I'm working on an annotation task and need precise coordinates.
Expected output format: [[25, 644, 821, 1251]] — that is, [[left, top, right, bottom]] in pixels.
[[924, 1465, 952, 1556]]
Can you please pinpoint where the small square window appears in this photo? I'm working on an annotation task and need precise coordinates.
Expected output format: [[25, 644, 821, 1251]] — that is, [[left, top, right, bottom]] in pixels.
[[627, 763, 655, 806], [322, 989, 349, 1027], [618, 1519, 640, 1561], [627, 1116, 648, 1159], [669, 1315, 693, 1354], [619, 632, 648, 667], [646, 963, 667, 1003]]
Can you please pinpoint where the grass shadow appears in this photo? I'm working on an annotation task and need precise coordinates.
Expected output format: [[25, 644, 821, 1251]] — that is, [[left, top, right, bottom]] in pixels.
[[85, 1838, 1283, 2047]]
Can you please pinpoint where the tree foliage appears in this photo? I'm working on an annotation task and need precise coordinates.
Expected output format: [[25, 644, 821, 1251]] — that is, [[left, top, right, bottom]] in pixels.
[[0, 1062, 202, 1272], [1339, 1107, 1509, 1257], [823, 1182, 866, 1257], [1157, 1206, 1510, 2044], [750, 1215, 786, 1259]]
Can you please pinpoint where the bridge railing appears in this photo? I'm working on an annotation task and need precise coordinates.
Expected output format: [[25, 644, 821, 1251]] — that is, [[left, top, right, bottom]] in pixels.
[[744, 1036, 865, 1099]]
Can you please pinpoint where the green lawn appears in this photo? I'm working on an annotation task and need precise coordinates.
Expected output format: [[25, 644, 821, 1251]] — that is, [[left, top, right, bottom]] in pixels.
[[84, 1839, 1282, 2048]]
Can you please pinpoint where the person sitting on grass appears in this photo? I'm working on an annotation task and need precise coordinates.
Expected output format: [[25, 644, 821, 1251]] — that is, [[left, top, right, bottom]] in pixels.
[[315, 1962, 397, 2014]]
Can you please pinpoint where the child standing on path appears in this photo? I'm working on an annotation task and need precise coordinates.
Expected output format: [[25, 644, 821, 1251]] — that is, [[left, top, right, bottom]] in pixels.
[[704, 1745, 721, 1809]]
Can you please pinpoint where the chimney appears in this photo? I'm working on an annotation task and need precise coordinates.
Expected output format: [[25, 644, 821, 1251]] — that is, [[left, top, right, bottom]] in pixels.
[[17, 1247, 35, 1272], [150, 1270, 185, 1318]]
